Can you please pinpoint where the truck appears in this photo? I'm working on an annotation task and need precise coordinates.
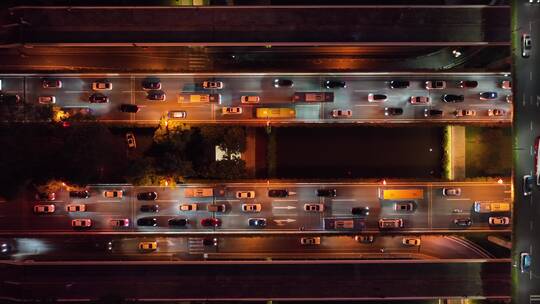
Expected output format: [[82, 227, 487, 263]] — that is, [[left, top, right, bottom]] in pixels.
[[184, 188, 214, 198], [177, 93, 221, 104], [379, 189, 424, 200], [473, 201, 510, 213], [323, 218, 365, 231], [256, 107, 296, 119], [293, 92, 334, 103]]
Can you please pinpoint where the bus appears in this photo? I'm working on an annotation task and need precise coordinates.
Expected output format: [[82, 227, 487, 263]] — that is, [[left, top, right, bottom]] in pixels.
[[256, 107, 296, 119], [178, 93, 221, 104], [293, 92, 334, 103], [379, 189, 424, 200]]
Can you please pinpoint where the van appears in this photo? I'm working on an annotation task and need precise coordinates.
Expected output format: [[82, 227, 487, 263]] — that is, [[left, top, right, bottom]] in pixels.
[[379, 218, 403, 229]]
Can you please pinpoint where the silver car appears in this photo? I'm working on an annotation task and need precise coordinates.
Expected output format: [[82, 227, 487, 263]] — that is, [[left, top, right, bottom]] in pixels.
[[522, 34, 532, 58]]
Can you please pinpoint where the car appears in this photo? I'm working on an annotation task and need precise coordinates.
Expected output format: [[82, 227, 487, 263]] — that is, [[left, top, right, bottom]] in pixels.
[[33, 204, 55, 214], [137, 192, 158, 200], [453, 218, 472, 227], [92, 81, 112, 91], [142, 80, 162, 91], [140, 205, 159, 213], [103, 190, 123, 198], [42, 79, 62, 89], [268, 189, 288, 197], [454, 109, 476, 117], [379, 218, 404, 229], [520, 252, 531, 273], [1, 242, 13, 255], [240, 96, 260, 103], [424, 109, 443, 117], [274, 79, 294, 88], [71, 219, 92, 228], [202, 81, 224, 89], [501, 80, 511, 90], [236, 191, 255, 199], [248, 218, 267, 227], [180, 203, 197, 211], [207, 204, 227, 212], [425, 80, 446, 90], [146, 91, 166, 101], [394, 202, 414, 212], [300, 237, 321, 245], [523, 175, 533, 196], [506, 95, 513, 103], [351, 206, 370, 216], [442, 94, 464, 103], [479, 92, 498, 100], [332, 109, 352, 118], [138, 242, 158, 251], [126, 132, 136, 149], [488, 109, 505, 116], [324, 80, 347, 89], [222, 107, 243, 115], [488, 216, 510, 226], [304, 204, 324, 212], [384, 107, 403, 116], [410, 96, 430, 104], [137, 217, 158, 227], [522, 33, 532, 58], [110, 218, 130, 227], [402, 238, 421, 246], [203, 237, 218, 246], [242, 204, 262, 212], [201, 217, 221, 227], [0, 93, 21, 104], [89, 93, 109, 103], [442, 188, 461, 196], [168, 218, 189, 227], [69, 190, 90, 199], [389, 80, 410, 89], [168, 110, 187, 119], [316, 189, 337, 197], [458, 80, 478, 88], [355, 235, 374, 243], [66, 204, 86, 212], [368, 93, 387, 102], [35, 192, 56, 201], [120, 104, 140, 113], [38, 96, 56, 104]]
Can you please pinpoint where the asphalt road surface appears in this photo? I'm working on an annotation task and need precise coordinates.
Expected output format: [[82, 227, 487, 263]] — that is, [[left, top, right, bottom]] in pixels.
[[0, 73, 513, 124]]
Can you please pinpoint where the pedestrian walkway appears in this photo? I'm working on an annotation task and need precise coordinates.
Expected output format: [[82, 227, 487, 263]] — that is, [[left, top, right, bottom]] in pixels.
[[448, 126, 466, 180], [243, 127, 256, 178]]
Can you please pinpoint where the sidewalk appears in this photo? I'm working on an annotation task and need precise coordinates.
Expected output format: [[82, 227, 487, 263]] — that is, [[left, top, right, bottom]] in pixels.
[[449, 126, 466, 180], [242, 127, 256, 178]]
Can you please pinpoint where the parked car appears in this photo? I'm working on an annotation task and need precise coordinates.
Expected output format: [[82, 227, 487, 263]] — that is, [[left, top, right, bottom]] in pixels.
[[201, 217, 222, 227], [523, 175, 533, 196], [126, 132, 136, 149], [458, 80, 478, 88], [442, 94, 464, 103], [203, 237, 218, 246], [168, 218, 189, 227], [236, 191, 255, 199], [316, 189, 337, 197], [324, 80, 346, 89], [120, 104, 139, 113], [268, 189, 288, 197], [368, 93, 387, 102], [351, 206, 370, 216], [300, 237, 321, 245], [394, 202, 414, 212], [389, 80, 410, 89], [89, 93, 109, 103], [180, 203, 197, 211], [488, 109, 505, 116], [424, 109, 443, 117], [520, 252, 531, 273], [522, 33, 532, 58], [454, 109, 476, 117], [69, 190, 90, 199], [410, 96, 430, 104], [222, 107, 242, 115], [274, 79, 294, 88], [138, 242, 157, 251], [103, 190, 123, 198], [488, 216, 510, 226], [111, 218, 130, 227], [207, 204, 227, 212], [140, 205, 159, 213], [442, 188, 461, 196], [241, 204, 262, 212], [38, 96, 56, 104], [142, 80, 161, 91], [202, 81, 223, 89], [137, 217, 158, 227], [66, 204, 86, 212], [137, 192, 158, 200], [402, 238, 421, 246], [146, 90, 166, 101], [501, 80, 511, 90], [92, 81, 112, 91], [479, 92, 498, 100], [304, 204, 324, 212], [35, 192, 56, 201], [33, 204, 55, 214], [506, 95, 513, 103], [168, 110, 187, 119], [355, 235, 374, 243], [332, 109, 352, 118], [42, 79, 62, 88], [240, 96, 260, 103], [248, 218, 267, 227], [453, 218, 472, 227], [384, 107, 403, 116], [425, 80, 446, 90], [72, 219, 92, 228], [0, 93, 21, 104]]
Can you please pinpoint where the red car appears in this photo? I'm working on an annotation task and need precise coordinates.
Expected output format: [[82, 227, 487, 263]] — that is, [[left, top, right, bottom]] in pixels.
[[201, 218, 222, 227]]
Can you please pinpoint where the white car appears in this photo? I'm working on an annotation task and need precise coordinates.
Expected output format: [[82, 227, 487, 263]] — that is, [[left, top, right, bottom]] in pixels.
[[402, 238, 421, 246], [501, 80, 511, 90], [488, 109, 505, 116], [240, 96, 260, 104], [522, 33, 532, 58], [33, 204, 55, 214], [410, 96, 430, 104], [241, 204, 262, 212], [72, 219, 92, 228], [180, 203, 197, 211], [442, 188, 461, 196], [38, 96, 56, 104], [488, 216, 510, 226], [66, 204, 86, 212], [454, 109, 476, 117], [303, 204, 324, 212], [202, 81, 223, 89], [103, 190, 123, 198], [425, 80, 446, 90], [92, 81, 112, 91], [236, 191, 255, 199], [138, 241, 158, 251], [168, 111, 187, 119], [506, 95, 513, 103], [332, 109, 352, 118], [222, 107, 243, 115], [300, 237, 321, 245], [367, 93, 387, 102]]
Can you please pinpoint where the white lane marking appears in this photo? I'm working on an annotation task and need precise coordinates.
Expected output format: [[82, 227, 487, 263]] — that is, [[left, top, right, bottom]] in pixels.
[[331, 199, 357, 202], [445, 198, 470, 201], [273, 199, 298, 202], [531, 121, 534, 131], [273, 219, 296, 225], [273, 206, 297, 210], [503, 190, 512, 193], [215, 199, 240, 203], [531, 71, 534, 81], [531, 221, 534, 232]]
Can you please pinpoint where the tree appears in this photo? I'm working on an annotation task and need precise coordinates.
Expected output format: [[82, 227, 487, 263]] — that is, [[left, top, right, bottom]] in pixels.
[[205, 158, 247, 179], [220, 126, 246, 153]]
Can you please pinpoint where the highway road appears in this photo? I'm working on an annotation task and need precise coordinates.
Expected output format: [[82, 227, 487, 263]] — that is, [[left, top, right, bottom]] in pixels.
[[0, 73, 513, 124], [0, 181, 512, 234]]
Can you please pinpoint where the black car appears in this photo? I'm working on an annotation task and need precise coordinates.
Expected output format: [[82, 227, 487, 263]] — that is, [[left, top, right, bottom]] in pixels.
[[389, 80, 410, 89], [146, 90, 166, 101], [324, 80, 346, 89], [442, 94, 465, 103], [453, 218, 472, 227], [458, 80, 478, 88], [69, 190, 90, 199], [137, 217, 158, 227], [317, 189, 337, 197], [203, 237, 218, 246], [0, 93, 21, 105], [140, 205, 159, 213], [351, 206, 370, 216], [424, 109, 444, 117], [479, 91, 498, 100], [137, 192, 158, 201], [248, 218, 267, 227], [42, 79, 62, 89], [120, 104, 140, 113], [274, 79, 294, 88], [89, 93, 109, 103], [268, 189, 289, 197], [142, 80, 162, 91], [384, 107, 403, 116], [168, 218, 189, 227]]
